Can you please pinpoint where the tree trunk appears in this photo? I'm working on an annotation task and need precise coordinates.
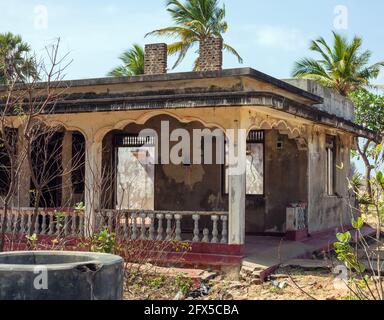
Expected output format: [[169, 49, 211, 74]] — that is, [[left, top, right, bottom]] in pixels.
[[356, 138, 373, 199], [0, 205, 8, 252]]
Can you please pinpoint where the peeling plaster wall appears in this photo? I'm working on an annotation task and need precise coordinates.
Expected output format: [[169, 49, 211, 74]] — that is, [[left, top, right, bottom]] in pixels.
[[100, 112, 354, 235], [245, 130, 308, 234], [102, 115, 227, 215], [307, 130, 353, 233], [265, 131, 308, 233]]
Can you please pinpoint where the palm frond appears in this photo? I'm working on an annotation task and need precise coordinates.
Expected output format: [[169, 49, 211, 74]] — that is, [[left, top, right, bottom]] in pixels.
[[292, 32, 384, 95], [147, 0, 241, 69], [223, 43, 243, 64], [108, 44, 144, 77]]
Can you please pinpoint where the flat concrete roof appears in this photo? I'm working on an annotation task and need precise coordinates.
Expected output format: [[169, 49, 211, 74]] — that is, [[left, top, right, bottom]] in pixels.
[[0, 68, 323, 105], [0, 67, 378, 141]]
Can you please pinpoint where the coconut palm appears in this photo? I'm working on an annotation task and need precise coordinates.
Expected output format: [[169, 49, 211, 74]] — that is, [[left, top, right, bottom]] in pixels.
[[292, 32, 384, 96], [146, 0, 242, 70], [0, 32, 36, 84], [108, 44, 144, 76]]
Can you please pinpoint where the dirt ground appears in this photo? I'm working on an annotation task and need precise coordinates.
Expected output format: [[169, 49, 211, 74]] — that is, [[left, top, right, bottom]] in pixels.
[[204, 267, 349, 301], [124, 232, 384, 301], [124, 265, 354, 301]]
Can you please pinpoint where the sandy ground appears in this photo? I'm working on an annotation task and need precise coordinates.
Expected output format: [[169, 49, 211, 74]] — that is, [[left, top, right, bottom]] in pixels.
[[124, 266, 354, 300], [205, 267, 349, 300]]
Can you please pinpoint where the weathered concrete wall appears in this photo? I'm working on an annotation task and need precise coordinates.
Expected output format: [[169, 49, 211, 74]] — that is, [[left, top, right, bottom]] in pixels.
[[284, 79, 355, 121], [307, 130, 353, 233], [245, 131, 308, 234], [102, 115, 227, 215], [264, 131, 308, 233], [100, 111, 354, 235]]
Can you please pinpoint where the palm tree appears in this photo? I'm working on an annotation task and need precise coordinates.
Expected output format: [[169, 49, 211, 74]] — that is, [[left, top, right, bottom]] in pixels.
[[108, 44, 144, 76], [0, 32, 36, 84], [292, 32, 384, 96], [146, 0, 242, 70]]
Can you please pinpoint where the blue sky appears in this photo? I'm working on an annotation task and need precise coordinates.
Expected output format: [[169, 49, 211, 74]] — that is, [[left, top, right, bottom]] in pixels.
[[1, 0, 383, 83], [0, 0, 382, 174]]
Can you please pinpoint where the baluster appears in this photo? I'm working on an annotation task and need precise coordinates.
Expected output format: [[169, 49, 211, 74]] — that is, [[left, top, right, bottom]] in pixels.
[[140, 212, 147, 240], [48, 212, 55, 235], [34, 213, 39, 234], [108, 210, 113, 233], [123, 212, 129, 238], [6, 212, 12, 233], [78, 214, 84, 237], [71, 212, 77, 236], [148, 213, 155, 240], [192, 214, 200, 242], [12, 212, 18, 233], [56, 212, 62, 236], [64, 215, 70, 236], [41, 212, 47, 235], [131, 212, 138, 240], [174, 214, 182, 241], [15, 212, 21, 233], [202, 228, 210, 243], [211, 215, 219, 243], [19, 211, 26, 234], [27, 212, 32, 234], [156, 214, 164, 240], [11, 211, 18, 233], [165, 213, 173, 240], [220, 215, 228, 244], [1, 212, 5, 233]]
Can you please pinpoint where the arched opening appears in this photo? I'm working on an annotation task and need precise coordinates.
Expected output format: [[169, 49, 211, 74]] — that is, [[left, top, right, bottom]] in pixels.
[[100, 114, 227, 238], [28, 126, 86, 208], [102, 114, 226, 209]]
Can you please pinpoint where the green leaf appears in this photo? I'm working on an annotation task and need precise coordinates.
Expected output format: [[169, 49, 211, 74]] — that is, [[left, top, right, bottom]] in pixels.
[[351, 217, 364, 230], [336, 232, 351, 243], [376, 171, 384, 184]]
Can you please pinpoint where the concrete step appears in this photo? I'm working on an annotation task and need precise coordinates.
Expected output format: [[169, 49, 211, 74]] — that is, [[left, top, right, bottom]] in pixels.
[[241, 260, 267, 271], [240, 260, 268, 281], [280, 259, 333, 269]]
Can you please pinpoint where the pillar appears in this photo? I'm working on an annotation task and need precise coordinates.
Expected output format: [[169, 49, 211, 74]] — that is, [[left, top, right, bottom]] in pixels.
[[228, 122, 247, 245], [61, 131, 73, 207], [16, 125, 30, 208], [84, 137, 102, 236]]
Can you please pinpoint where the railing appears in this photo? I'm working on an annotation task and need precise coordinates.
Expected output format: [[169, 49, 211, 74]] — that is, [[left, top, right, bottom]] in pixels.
[[97, 210, 229, 244], [0, 208, 229, 244], [0, 208, 85, 237]]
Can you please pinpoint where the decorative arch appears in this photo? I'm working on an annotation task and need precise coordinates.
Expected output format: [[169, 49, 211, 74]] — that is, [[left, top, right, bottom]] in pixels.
[[36, 118, 88, 140], [94, 110, 227, 144], [247, 115, 308, 150]]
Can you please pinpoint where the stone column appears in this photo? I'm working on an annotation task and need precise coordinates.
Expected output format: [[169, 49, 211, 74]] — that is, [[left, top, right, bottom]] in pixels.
[[84, 138, 102, 236], [16, 126, 30, 208], [61, 131, 73, 207], [228, 122, 247, 245]]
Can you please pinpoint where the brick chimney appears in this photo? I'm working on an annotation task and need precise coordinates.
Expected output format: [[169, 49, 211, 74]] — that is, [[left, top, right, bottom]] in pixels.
[[198, 37, 223, 71], [144, 43, 168, 75]]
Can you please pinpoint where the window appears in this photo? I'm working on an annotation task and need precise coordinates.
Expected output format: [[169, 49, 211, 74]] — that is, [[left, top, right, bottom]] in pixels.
[[326, 135, 336, 195], [223, 130, 264, 195]]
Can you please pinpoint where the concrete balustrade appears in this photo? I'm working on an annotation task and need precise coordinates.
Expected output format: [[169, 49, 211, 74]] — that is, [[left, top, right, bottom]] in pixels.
[[0, 208, 229, 244]]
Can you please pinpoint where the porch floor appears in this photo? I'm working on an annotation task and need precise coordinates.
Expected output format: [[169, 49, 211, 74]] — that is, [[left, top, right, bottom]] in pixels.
[[243, 225, 376, 280]]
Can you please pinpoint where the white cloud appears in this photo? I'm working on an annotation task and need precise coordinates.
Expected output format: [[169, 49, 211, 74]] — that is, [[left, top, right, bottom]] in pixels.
[[237, 25, 309, 51]]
